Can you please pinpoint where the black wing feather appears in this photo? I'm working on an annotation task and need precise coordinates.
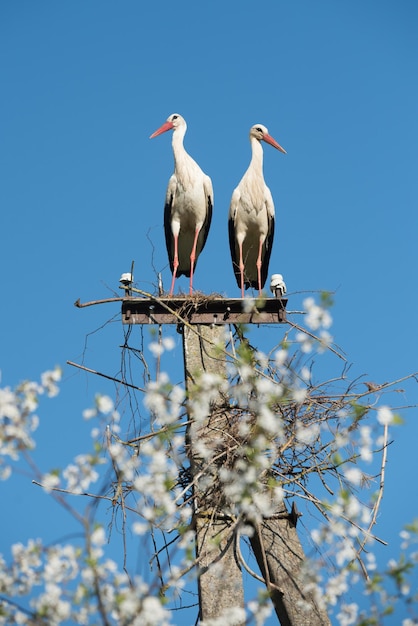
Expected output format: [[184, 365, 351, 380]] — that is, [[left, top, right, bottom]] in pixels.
[[260, 214, 275, 289], [164, 195, 175, 274], [228, 214, 242, 288]]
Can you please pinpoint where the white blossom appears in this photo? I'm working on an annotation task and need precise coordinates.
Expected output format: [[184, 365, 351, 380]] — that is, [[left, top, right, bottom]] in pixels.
[[0, 387, 21, 421], [318, 329, 333, 352], [247, 599, 273, 626], [82, 407, 97, 420], [337, 602, 358, 626], [200, 606, 247, 626], [31, 582, 71, 624], [96, 394, 114, 415], [91, 526, 106, 546], [149, 341, 164, 357], [63, 454, 100, 494], [344, 467, 363, 486], [325, 571, 349, 604], [400, 529, 411, 550], [132, 522, 148, 535], [359, 425, 373, 462], [162, 336, 175, 351], [296, 331, 314, 353], [274, 348, 288, 367], [304, 297, 333, 330], [296, 421, 319, 445], [137, 596, 172, 625], [40, 366, 62, 397], [292, 387, 308, 403], [300, 366, 311, 382], [41, 472, 60, 493], [242, 297, 256, 313], [377, 405, 394, 426]]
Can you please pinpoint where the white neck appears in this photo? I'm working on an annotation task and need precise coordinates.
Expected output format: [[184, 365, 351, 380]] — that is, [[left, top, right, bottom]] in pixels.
[[249, 136, 264, 174], [172, 125, 199, 182], [172, 125, 187, 164]]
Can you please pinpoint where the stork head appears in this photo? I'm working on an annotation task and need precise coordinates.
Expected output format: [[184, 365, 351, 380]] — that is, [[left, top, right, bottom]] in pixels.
[[250, 124, 286, 154], [150, 113, 187, 138]]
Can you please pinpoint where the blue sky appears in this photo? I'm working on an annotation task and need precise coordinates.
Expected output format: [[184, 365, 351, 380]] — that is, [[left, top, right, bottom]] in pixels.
[[1, 0, 418, 621]]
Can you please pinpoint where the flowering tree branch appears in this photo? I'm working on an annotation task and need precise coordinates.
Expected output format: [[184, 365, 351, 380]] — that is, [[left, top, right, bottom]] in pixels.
[[1, 297, 417, 625]]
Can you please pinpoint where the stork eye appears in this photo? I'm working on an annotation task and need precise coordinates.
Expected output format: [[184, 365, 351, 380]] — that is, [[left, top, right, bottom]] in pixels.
[[255, 127, 263, 133], [172, 115, 178, 120]]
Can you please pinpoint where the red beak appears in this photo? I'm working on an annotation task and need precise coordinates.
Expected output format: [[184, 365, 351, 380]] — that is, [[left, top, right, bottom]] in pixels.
[[264, 133, 286, 154], [149, 121, 174, 139]]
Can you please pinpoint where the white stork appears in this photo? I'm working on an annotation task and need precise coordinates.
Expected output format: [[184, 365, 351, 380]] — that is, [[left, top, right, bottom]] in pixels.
[[150, 114, 213, 296], [228, 124, 286, 298]]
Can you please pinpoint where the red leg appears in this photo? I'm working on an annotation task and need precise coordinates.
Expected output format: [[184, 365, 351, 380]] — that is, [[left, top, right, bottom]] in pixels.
[[256, 239, 264, 296], [169, 234, 179, 297], [189, 227, 200, 295], [239, 241, 245, 298]]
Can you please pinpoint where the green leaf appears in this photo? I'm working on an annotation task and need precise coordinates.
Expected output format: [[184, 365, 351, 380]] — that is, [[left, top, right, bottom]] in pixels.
[[320, 291, 334, 308], [392, 412, 404, 425], [350, 401, 369, 422]]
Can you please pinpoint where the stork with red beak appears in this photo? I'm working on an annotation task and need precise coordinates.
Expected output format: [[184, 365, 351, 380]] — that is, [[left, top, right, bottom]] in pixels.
[[150, 114, 213, 296], [228, 124, 286, 298]]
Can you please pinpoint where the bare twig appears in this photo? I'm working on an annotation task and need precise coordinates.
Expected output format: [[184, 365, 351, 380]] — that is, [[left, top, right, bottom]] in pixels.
[[67, 360, 146, 392]]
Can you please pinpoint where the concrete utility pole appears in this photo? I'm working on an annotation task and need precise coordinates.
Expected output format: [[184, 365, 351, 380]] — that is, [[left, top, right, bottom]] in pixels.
[[182, 322, 330, 626], [250, 512, 331, 625], [183, 324, 245, 624]]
